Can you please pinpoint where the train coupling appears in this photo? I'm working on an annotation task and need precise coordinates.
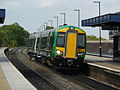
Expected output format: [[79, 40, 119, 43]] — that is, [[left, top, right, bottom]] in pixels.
[[67, 60, 73, 66]]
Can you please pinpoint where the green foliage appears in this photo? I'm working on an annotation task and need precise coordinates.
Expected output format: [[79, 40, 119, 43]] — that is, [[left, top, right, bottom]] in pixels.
[[0, 22, 30, 47], [45, 26, 54, 30], [87, 35, 106, 41]]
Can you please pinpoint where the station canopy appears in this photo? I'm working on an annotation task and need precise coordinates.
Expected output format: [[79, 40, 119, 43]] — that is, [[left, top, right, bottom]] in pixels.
[[0, 9, 5, 24], [82, 12, 120, 30]]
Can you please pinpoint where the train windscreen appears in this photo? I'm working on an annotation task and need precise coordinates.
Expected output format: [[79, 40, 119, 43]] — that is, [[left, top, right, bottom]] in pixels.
[[78, 34, 85, 48], [57, 32, 65, 47]]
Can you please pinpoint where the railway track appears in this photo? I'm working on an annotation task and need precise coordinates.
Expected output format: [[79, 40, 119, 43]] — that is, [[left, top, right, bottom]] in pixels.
[[5, 47, 119, 90], [5, 47, 61, 90]]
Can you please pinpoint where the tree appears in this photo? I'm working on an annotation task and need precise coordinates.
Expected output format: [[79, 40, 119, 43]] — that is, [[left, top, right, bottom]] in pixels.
[[87, 35, 106, 41], [45, 26, 54, 30], [0, 23, 30, 47]]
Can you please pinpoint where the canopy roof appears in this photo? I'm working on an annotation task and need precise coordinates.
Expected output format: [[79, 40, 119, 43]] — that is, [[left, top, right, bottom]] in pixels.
[[82, 13, 120, 30]]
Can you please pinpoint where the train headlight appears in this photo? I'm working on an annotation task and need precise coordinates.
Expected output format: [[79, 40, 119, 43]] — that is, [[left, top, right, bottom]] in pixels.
[[56, 50, 63, 55], [78, 52, 84, 56]]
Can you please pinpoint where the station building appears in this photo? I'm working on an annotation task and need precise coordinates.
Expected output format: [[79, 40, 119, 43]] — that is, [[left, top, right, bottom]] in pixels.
[[0, 9, 5, 24], [82, 13, 120, 61]]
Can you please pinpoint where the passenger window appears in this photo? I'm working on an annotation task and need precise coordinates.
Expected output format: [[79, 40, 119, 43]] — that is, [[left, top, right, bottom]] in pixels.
[[36, 38, 40, 49], [40, 37, 47, 49], [50, 36, 53, 48], [45, 33, 53, 50], [29, 39, 35, 49]]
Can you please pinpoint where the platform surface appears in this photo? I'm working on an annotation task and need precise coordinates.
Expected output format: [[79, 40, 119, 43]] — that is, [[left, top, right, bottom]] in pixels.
[[0, 47, 36, 90], [85, 55, 120, 73]]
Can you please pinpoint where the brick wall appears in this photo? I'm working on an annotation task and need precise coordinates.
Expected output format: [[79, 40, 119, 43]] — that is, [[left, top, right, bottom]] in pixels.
[[87, 41, 113, 56]]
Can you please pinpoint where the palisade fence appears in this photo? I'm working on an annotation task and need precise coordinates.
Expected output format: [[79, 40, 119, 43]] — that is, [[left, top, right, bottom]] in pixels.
[[86, 40, 113, 57]]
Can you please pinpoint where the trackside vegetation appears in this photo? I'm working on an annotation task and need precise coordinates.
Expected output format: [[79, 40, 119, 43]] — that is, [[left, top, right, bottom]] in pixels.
[[86, 35, 106, 41], [0, 22, 30, 47], [45, 26, 54, 30]]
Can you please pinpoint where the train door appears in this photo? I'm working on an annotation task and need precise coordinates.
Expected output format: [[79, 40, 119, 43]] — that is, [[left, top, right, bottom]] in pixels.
[[65, 30, 78, 58], [34, 35, 38, 53]]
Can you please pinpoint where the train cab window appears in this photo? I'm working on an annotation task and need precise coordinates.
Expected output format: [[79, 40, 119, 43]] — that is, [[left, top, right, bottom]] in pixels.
[[57, 32, 65, 47], [78, 34, 85, 48]]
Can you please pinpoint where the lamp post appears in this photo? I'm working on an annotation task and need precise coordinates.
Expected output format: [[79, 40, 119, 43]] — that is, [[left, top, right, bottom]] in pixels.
[[74, 9, 80, 27], [48, 20, 53, 27], [43, 25, 45, 31], [60, 13, 66, 25], [93, 1, 102, 57], [54, 16, 59, 27], [44, 22, 48, 27], [44, 22, 48, 29], [40, 26, 43, 31]]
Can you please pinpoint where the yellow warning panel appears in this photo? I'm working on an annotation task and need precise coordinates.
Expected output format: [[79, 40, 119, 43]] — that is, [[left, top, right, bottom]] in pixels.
[[66, 32, 77, 58]]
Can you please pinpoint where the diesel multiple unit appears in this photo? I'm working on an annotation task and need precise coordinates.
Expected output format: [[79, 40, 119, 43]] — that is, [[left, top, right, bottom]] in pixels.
[[27, 25, 86, 68]]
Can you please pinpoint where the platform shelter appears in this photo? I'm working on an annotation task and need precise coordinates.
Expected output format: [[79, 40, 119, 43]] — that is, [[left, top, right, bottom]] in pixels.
[[0, 9, 5, 24], [82, 13, 120, 61]]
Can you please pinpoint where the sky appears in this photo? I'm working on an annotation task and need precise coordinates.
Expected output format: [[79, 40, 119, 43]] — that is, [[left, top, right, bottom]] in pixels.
[[0, 0, 120, 39]]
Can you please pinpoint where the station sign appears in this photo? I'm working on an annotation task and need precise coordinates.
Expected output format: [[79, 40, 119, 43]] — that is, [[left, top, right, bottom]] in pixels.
[[109, 30, 120, 35], [102, 25, 120, 30]]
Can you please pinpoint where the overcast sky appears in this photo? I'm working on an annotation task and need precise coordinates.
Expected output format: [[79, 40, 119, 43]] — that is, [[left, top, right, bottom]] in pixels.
[[0, 0, 120, 39]]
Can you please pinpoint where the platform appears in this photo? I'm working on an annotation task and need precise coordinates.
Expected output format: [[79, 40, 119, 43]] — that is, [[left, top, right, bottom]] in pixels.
[[0, 47, 36, 90], [84, 55, 120, 89], [85, 55, 120, 72]]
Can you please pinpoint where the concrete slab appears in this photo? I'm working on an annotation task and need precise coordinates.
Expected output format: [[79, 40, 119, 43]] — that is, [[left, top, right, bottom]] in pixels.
[[0, 65, 11, 90], [0, 47, 36, 90], [85, 55, 120, 73]]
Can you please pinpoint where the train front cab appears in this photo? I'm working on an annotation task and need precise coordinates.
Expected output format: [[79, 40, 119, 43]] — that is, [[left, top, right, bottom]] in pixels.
[[55, 26, 86, 67]]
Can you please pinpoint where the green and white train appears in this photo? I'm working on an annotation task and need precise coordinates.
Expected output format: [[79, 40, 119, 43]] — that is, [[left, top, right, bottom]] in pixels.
[[27, 25, 86, 68]]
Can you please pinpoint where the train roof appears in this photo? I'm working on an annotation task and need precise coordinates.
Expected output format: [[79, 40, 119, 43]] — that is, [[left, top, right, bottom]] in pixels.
[[29, 25, 85, 38], [37, 25, 85, 33]]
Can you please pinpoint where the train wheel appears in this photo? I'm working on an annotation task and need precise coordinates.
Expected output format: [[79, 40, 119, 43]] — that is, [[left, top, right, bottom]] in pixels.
[[40, 56, 47, 65], [29, 54, 32, 60], [35, 56, 38, 61], [52, 60, 58, 70]]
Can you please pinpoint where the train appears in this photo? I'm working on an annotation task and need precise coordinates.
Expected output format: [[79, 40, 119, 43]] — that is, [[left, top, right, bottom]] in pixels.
[[27, 25, 86, 69]]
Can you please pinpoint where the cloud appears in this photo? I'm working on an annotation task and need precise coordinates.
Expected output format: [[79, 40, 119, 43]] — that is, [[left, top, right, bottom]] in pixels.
[[38, 0, 55, 7], [36, 0, 60, 8], [0, 0, 20, 8], [0, 0, 34, 9], [0, 0, 62, 9]]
